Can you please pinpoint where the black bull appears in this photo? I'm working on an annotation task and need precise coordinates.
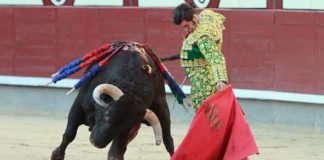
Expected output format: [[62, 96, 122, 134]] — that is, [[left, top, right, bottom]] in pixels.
[[51, 42, 174, 160]]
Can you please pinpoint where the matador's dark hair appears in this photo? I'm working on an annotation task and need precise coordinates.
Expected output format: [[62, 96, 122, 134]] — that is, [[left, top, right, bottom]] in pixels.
[[173, 2, 196, 25]]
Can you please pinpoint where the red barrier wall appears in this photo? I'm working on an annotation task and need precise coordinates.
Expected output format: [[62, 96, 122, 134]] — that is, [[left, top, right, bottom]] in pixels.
[[0, 7, 324, 95]]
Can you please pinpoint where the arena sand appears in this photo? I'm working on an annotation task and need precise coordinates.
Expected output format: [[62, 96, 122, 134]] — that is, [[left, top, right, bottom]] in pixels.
[[0, 114, 323, 160]]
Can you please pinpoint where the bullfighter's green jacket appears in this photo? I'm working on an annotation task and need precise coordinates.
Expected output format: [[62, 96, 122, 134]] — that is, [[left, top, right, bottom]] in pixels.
[[180, 9, 228, 110]]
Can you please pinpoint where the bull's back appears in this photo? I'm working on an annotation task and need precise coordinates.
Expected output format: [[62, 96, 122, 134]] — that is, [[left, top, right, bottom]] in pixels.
[[87, 51, 164, 101]]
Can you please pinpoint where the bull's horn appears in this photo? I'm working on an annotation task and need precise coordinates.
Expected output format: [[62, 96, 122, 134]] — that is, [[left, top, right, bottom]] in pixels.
[[93, 84, 124, 106], [143, 109, 162, 145]]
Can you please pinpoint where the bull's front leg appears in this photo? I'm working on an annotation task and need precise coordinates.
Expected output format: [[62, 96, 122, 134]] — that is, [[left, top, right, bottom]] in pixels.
[[51, 101, 84, 160], [151, 96, 174, 156], [107, 132, 130, 160]]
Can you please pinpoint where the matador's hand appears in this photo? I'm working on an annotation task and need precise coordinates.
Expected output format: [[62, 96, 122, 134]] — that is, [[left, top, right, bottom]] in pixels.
[[216, 81, 227, 91]]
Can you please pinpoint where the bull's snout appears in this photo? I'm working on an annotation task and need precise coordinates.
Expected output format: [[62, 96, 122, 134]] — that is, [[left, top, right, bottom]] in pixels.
[[90, 136, 107, 148], [89, 123, 114, 148]]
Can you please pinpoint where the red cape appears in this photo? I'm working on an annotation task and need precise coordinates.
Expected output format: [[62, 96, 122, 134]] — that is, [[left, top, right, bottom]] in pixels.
[[172, 86, 259, 160]]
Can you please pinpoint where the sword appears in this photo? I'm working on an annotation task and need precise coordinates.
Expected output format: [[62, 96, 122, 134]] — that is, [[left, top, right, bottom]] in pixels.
[[159, 54, 180, 62]]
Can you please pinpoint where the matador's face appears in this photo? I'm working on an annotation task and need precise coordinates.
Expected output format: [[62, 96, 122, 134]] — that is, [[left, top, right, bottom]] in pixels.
[[180, 14, 198, 35]]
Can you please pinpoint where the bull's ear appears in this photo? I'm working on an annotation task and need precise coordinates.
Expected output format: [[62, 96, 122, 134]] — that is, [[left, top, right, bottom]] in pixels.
[[142, 64, 152, 75]]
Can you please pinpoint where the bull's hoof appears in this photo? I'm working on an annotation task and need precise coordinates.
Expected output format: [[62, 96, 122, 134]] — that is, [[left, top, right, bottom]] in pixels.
[[51, 148, 65, 160]]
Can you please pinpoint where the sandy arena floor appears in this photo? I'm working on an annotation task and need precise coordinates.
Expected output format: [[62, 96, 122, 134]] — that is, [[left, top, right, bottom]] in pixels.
[[0, 114, 323, 160]]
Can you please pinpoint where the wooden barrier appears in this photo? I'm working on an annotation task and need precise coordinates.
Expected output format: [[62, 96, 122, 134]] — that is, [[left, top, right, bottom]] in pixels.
[[0, 7, 324, 94]]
